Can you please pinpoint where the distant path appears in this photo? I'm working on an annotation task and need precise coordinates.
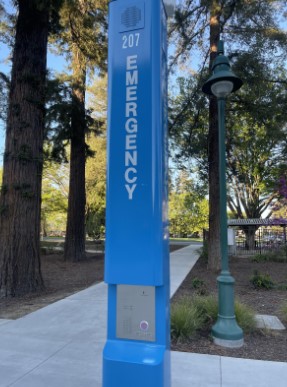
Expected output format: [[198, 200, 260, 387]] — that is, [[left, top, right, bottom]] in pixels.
[[41, 238, 203, 251], [170, 240, 203, 246]]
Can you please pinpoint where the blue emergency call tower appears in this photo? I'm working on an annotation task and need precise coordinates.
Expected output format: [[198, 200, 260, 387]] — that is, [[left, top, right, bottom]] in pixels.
[[103, 1, 175, 386]]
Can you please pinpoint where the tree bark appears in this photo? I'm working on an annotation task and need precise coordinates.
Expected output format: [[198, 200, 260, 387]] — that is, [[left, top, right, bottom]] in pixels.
[[64, 47, 87, 262], [207, 2, 221, 271], [0, 0, 49, 297], [242, 226, 258, 250]]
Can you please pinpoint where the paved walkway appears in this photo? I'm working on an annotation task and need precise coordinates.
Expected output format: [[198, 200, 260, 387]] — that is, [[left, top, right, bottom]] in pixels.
[[0, 244, 286, 386]]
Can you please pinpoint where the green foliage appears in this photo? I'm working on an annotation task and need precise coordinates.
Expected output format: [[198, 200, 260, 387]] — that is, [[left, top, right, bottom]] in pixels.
[[44, 77, 73, 161], [85, 135, 106, 239], [272, 197, 287, 224], [280, 302, 287, 322], [250, 263, 287, 290], [0, 1, 16, 47], [169, 76, 209, 182], [226, 71, 287, 219], [169, 171, 208, 237], [171, 295, 256, 341], [191, 277, 207, 295], [234, 301, 257, 334], [252, 249, 287, 263], [171, 297, 204, 341], [41, 160, 69, 234], [45, 1, 108, 162], [192, 277, 204, 289], [170, 1, 287, 72], [54, 0, 108, 72], [169, 0, 287, 238], [84, 76, 107, 239], [250, 270, 275, 290], [45, 73, 105, 162], [191, 295, 218, 327], [171, 61, 287, 222], [251, 253, 272, 263]]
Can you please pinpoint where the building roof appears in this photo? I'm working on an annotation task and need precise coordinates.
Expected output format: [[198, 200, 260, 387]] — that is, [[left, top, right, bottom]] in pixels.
[[228, 218, 287, 226]]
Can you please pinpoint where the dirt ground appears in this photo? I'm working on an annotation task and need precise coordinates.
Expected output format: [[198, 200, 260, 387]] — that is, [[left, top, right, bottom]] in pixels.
[[0, 244, 182, 320], [171, 253, 287, 362], [0, 251, 105, 319], [0, 244, 286, 362]]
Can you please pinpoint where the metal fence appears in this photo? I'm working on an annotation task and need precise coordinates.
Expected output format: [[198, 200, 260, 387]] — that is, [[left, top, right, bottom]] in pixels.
[[235, 227, 287, 255]]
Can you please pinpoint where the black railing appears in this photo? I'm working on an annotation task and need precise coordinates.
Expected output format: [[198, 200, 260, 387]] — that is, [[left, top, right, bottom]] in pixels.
[[235, 228, 287, 255]]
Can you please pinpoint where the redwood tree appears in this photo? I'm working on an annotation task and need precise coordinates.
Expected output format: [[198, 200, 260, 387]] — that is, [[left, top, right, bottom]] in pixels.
[[64, 46, 87, 261], [0, 0, 50, 296], [54, 0, 107, 262]]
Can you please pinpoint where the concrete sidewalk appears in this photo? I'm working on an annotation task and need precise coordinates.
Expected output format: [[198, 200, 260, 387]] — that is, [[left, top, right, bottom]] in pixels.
[[0, 244, 286, 386]]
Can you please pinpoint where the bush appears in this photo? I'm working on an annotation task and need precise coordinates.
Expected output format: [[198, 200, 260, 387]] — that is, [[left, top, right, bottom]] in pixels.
[[252, 249, 287, 263], [191, 277, 207, 295], [192, 277, 204, 289], [280, 302, 287, 322], [192, 295, 256, 332], [192, 295, 218, 326], [251, 253, 270, 263], [171, 297, 203, 341], [250, 270, 274, 289], [171, 295, 257, 341], [234, 300, 257, 333]]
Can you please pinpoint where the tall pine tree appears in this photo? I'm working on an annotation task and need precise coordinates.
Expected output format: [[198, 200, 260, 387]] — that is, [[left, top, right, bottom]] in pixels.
[[52, 0, 107, 261], [0, 0, 51, 296]]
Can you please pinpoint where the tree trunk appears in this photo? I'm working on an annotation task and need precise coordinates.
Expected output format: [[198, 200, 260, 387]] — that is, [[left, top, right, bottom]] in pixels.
[[41, 213, 48, 238], [207, 2, 221, 271], [64, 48, 87, 262], [243, 226, 257, 250], [0, 0, 49, 297]]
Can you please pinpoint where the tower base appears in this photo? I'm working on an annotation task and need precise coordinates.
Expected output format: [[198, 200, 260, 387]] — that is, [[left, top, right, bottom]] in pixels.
[[103, 340, 170, 387]]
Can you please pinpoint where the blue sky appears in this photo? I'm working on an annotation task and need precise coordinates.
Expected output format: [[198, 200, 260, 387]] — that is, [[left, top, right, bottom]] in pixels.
[[0, 41, 10, 164], [0, 0, 13, 164]]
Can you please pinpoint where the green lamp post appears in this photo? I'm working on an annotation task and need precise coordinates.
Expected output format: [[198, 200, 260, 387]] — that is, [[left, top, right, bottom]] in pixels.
[[202, 40, 244, 348]]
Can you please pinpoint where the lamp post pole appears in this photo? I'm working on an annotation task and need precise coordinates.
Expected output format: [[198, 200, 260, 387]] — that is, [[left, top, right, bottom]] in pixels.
[[218, 97, 228, 275], [212, 95, 243, 347], [202, 41, 244, 348]]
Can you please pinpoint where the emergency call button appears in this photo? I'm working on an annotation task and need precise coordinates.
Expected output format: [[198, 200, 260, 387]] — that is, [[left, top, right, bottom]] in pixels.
[[140, 320, 149, 331]]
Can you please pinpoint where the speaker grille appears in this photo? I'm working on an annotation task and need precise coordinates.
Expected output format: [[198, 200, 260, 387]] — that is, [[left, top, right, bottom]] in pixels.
[[121, 6, 141, 29], [119, 3, 145, 32]]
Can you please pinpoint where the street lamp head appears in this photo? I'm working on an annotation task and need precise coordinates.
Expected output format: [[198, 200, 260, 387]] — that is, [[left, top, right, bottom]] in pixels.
[[202, 40, 243, 98]]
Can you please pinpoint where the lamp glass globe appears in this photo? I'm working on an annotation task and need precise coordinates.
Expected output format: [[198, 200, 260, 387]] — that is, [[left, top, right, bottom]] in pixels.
[[211, 80, 233, 98]]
